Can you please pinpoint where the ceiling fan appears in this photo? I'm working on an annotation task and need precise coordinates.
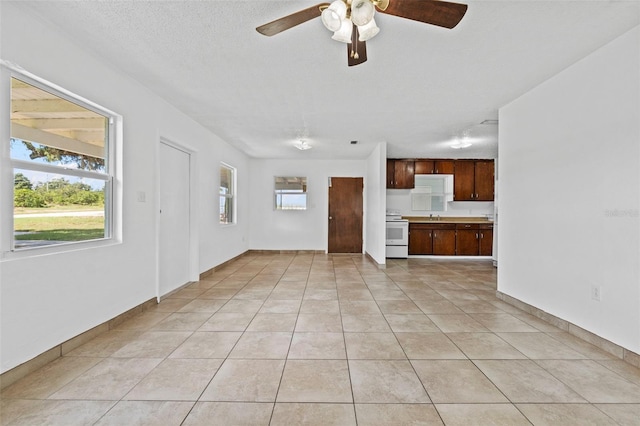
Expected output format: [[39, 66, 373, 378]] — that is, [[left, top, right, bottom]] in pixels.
[[256, 0, 468, 67]]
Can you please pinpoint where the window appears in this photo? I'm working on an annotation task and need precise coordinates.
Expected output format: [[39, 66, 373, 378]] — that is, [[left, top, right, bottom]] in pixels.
[[274, 176, 307, 210], [3, 67, 119, 252], [219, 163, 235, 224]]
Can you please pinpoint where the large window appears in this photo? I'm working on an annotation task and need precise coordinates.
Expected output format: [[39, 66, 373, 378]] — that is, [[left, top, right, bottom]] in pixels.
[[219, 163, 235, 224], [3, 68, 119, 252]]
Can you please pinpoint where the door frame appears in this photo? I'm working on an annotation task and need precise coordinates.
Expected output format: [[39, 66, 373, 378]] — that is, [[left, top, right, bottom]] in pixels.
[[156, 137, 199, 301]]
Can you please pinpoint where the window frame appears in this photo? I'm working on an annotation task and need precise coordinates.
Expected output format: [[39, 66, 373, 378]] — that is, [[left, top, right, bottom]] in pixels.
[[274, 176, 308, 211], [1, 62, 122, 258], [219, 162, 236, 225]]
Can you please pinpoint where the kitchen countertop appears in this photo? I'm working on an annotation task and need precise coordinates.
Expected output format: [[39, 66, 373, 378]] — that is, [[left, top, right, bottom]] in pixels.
[[404, 216, 493, 224]]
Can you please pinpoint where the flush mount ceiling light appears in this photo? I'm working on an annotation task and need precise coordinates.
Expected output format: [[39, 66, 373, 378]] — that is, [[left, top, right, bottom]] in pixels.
[[450, 137, 472, 149], [256, 0, 468, 67], [294, 140, 312, 150]]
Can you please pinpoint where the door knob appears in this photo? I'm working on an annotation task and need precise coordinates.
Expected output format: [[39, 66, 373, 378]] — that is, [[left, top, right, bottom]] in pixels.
[[329, 216, 333, 220]]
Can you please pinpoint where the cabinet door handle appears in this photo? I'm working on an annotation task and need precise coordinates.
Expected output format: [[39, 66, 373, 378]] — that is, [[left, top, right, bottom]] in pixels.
[[476, 233, 479, 239]]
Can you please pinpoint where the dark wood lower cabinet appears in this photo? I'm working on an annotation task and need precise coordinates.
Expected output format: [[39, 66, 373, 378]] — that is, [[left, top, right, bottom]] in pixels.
[[408, 225, 433, 255], [479, 227, 493, 256], [456, 227, 480, 256], [455, 223, 493, 256], [409, 223, 455, 255], [409, 222, 493, 256], [432, 228, 456, 255]]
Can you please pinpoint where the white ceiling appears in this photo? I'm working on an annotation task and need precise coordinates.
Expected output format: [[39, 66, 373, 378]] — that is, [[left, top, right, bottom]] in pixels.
[[13, 0, 640, 160]]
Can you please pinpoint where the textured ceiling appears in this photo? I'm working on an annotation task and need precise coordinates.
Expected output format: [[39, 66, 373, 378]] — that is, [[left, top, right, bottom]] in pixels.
[[11, 0, 640, 160]]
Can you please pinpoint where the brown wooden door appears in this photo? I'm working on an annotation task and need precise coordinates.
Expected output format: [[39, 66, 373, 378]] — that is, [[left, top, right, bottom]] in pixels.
[[433, 229, 456, 255], [454, 160, 475, 201], [328, 177, 363, 253], [474, 160, 495, 201], [408, 224, 433, 255]]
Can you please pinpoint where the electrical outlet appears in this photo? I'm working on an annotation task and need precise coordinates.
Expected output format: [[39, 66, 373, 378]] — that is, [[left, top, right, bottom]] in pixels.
[[591, 285, 601, 301]]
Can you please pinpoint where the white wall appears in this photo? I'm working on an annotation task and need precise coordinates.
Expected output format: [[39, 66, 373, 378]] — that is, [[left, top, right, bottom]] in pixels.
[[498, 26, 640, 353], [248, 158, 367, 251], [365, 143, 387, 265], [0, 3, 250, 372]]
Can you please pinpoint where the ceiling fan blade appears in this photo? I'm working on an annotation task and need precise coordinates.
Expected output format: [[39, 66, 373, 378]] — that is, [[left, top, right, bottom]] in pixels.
[[256, 3, 330, 36], [348, 25, 367, 66], [379, 0, 468, 29]]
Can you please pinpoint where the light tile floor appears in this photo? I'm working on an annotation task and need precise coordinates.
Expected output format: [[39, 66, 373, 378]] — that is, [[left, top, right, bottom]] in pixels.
[[3, 253, 640, 425]]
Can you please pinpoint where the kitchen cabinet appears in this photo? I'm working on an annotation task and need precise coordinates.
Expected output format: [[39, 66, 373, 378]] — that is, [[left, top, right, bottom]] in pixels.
[[386, 160, 395, 188], [414, 160, 454, 175], [408, 224, 433, 255], [453, 160, 494, 201], [455, 223, 493, 256], [479, 225, 493, 256], [387, 160, 415, 189], [409, 223, 456, 255]]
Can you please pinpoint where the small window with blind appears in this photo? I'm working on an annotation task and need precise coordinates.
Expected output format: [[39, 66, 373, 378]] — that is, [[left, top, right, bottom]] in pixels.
[[274, 177, 307, 210], [219, 163, 235, 224]]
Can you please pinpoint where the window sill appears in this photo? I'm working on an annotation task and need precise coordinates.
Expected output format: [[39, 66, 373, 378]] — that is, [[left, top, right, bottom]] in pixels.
[[1, 237, 122, 262]]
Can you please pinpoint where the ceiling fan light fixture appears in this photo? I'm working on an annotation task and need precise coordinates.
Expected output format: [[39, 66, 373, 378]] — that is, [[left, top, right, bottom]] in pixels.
[[357, 17, 379, 41], [350, 0, 375, 26], [294, 140, 312, 150], [321, 1, 347, 32], [451, 137, 472, 149], [331, 18, 353, 43]]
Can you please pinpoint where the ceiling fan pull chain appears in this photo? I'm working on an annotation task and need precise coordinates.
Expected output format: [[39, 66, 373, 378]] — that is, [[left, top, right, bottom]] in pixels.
[[352, 24, 359, 59]]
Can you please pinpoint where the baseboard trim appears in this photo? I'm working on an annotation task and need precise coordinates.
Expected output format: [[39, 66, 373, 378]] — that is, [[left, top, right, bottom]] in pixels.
[[0, 297, 157, 390], [199, 251, 250, 280], [365, 251, 386, 269], [496, 291, 640, 369]]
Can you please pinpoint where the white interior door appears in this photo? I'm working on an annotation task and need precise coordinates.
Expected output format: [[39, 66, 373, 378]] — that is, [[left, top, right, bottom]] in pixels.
[[159, 142, 191, 297]]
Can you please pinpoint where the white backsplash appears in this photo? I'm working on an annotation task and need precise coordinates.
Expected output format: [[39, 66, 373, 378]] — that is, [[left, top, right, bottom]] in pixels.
[[386, 189, 494, 218]]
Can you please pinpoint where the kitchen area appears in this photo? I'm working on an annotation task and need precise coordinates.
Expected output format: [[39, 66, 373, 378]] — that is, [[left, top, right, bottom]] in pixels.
[[385, 158, 497, 264]]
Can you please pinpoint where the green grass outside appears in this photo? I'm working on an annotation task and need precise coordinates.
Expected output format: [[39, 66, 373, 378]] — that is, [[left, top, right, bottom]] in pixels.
[[14, 215, 104, 241], [14, 205, 103, 215]]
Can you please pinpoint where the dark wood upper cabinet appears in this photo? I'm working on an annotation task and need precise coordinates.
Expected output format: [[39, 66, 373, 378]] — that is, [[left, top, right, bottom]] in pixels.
[[386, 160, 395, 188], [434, 160, 454, 174], [454, 160, 494, 201], [387, 160, 414, 189], [453, 160, 476, 201], [414, 160, 434, 175], [388, 158, 493, 199], [474, 160, 495, 201], [414, 160, 454, 175]]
